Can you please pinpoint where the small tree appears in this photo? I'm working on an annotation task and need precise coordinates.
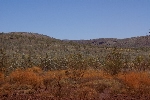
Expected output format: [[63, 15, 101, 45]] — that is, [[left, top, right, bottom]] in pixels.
[[133, 55, 150, 71], [65, 53, 87, 83], [103, 48, 124, 76]]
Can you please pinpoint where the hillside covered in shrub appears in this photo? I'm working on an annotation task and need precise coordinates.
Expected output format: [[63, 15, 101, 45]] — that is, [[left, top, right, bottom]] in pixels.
[[1, 32, 150, 71], [0, 32, 150, 99]]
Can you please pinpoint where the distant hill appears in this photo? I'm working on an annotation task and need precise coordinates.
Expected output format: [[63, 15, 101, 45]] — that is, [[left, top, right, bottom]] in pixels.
[[70, 35, 150, 48], [1, 32, 150, 50], [0, 32, 106, 69]]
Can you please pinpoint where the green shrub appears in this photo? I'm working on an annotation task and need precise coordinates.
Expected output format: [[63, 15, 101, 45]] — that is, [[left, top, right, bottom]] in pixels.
[[103, 48, 125, 76], [133, 55, 150, 71], [65, 53, 87, 83]]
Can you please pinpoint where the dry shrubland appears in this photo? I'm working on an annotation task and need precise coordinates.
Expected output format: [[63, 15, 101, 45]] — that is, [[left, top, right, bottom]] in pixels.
[[0, 66, 149, 99], [0, 41, 150, 99]]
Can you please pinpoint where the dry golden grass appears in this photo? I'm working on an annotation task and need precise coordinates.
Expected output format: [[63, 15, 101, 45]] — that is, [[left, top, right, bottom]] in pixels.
[[8, 68, 43, 89], [83, 69, 113, 79], [45, 70, 66, 79], [42, 70, 67, 90], [0, 66, 150, 98], [26, 66, 43, 74], [118, 71, 150, 91]]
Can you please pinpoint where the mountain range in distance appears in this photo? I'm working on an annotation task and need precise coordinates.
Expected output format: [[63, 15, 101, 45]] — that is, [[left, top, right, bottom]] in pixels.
[[1, 32, 150, 48]]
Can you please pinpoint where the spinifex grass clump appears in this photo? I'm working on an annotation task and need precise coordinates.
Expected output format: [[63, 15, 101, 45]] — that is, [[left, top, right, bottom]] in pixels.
[[43, 70, 66, 90], [8, 67, 43, 90], [118, 71, 150, 94]]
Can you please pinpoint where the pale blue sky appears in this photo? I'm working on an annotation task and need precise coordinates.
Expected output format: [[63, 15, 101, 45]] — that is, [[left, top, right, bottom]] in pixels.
[[0, 0, 150, 40]]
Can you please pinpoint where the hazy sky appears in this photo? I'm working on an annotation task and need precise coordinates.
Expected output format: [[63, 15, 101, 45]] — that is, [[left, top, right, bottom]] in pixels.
[[1, 0, 150, 40]]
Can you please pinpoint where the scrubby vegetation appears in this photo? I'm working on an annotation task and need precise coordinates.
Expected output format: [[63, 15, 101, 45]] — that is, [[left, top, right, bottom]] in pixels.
[[0, 32, 150, 99]]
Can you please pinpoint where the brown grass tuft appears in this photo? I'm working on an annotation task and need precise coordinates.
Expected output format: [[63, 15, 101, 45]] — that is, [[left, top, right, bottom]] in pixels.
[[83, 70, 113, 79], [8, 68, 43, 90], [26, 66, 43, 74], [42, 70, 66, 90], [118, 71, 150, 94]]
